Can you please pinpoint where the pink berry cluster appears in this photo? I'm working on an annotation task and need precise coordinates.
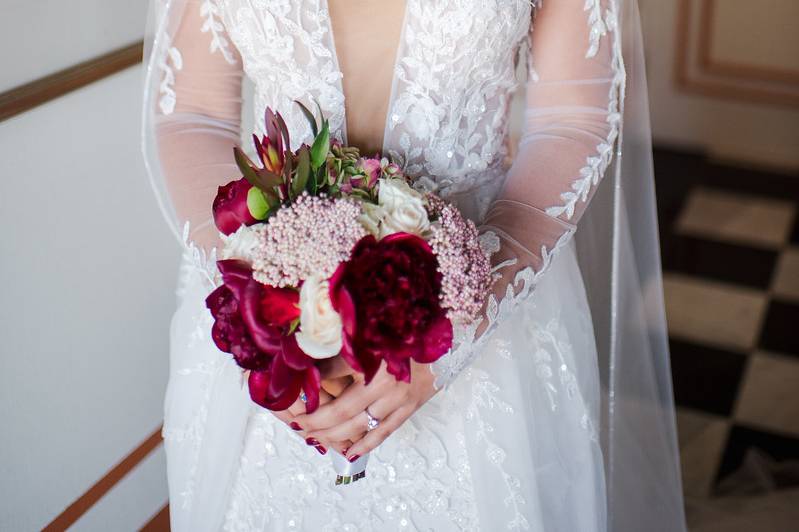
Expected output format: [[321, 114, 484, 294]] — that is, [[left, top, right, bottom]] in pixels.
[[428, 201, 493, 322], [252, 193, 367, 287]]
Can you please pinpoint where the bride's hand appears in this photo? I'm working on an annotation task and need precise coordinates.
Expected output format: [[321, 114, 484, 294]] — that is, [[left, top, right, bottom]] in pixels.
[[290, 358, 438, 460], [269, 376, 355, 455]]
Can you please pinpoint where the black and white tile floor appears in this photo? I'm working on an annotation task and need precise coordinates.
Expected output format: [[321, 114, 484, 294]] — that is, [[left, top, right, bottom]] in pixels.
[[654, 149, 799, 531]]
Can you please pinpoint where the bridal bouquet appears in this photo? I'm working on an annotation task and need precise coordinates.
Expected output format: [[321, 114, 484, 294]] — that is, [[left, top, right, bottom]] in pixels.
[[205, 104, 493, 481]]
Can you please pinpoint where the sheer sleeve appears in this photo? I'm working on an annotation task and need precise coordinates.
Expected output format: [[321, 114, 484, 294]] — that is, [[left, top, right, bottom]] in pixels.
[[433, 0, 624, 388], [154, 0, 243, 251]]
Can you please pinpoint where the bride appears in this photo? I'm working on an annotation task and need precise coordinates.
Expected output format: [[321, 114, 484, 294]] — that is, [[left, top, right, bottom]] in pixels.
[[142, 0, 686, 530]]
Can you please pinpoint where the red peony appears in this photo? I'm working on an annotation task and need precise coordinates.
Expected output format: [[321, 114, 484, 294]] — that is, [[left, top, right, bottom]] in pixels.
[[212, 177, 258, 235], [205, 259, 321, 412], [329, 233, 453, 384]]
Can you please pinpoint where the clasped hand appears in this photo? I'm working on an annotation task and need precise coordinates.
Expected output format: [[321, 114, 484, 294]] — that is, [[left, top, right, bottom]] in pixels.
[[271, 356, 438, 461]]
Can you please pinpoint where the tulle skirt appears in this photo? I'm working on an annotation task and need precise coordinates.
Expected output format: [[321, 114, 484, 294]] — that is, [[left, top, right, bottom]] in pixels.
[[164, 239, 606, 531]]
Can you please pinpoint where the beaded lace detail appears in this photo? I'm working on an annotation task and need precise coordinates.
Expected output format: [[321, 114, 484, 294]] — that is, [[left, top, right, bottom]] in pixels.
[[219, 0, 346, 145], [383, 0, 531, 198]]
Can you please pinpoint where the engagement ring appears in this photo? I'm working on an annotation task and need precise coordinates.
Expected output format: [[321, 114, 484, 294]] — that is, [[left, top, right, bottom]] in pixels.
[[365, 408, 379, 432]]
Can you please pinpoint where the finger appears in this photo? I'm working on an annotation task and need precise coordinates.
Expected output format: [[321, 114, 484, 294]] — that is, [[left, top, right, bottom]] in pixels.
[[344, 405, 413, 458], [286, 389, 355, 455], [307, 388, 404, 443], [308, 414, 367, 444], [292, 372, 389, 432]]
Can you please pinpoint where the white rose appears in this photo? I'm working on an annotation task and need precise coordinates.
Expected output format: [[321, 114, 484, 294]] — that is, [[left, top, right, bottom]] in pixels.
[[221, 224, 263, 261], [377, 178, 431, 238], [295, 276, 343, 360], [358, 202, 385, 237]]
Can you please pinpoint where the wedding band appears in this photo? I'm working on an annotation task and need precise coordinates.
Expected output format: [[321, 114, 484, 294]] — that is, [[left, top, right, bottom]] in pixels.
[[365, 408, 380, 432], [300, 392, 307, 403]]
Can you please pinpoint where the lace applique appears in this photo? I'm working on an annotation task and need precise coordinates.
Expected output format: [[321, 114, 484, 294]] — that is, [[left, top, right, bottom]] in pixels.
[[219, 0, 345, 147], [176, 222, 219, 299], [584, 0, 608, 58], [385, 0, 532, 197], [545, 0, 624, 220], [223, 398, 480, 531], [462, 344, 528, 531], [158, 38, 183, 115], [201, 0, 237, 64], [530, 318, 598, 441], [432, 229, 574, 389]]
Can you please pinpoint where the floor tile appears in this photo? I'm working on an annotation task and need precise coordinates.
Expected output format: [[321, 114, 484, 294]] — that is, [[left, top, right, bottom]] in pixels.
[[661, 233, 777, 289], [670, 339, 748, 416], [734, 352, 799, 436], [663, 273, 768, 351], [759, 300, 799, 356], [686, 488, 799, 532], [771, 248, 799, 301], [676, 408, 731, 498], [716, 424, 799, 488], [675, 187, 796, 249]]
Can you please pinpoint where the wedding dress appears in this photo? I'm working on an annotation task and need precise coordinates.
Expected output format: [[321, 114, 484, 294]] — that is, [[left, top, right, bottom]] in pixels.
[[142, 1, 687, 530]]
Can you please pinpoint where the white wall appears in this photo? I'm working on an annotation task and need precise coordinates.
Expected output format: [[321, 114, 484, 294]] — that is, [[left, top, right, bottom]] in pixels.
[[0, 0, 147, 92], [0, 64, 178, 530]]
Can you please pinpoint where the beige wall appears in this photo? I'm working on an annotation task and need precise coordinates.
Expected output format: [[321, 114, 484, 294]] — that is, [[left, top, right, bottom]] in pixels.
[[640, 0, 799, 171]]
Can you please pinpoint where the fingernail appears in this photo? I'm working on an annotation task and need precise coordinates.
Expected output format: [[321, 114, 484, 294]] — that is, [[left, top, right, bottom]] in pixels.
[[305, 437, 319, 446], [348, 454, 360, 463], [342, 446, 350, 455], [316, 445, 327, 455], [290, 422, 302, 431]]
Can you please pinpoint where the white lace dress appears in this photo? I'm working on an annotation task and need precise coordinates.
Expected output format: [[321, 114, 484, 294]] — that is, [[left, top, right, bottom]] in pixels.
[[149, 0, 657, 530]]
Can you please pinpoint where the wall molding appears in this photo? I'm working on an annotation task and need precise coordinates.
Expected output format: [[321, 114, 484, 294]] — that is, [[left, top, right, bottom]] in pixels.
[[0, 41, 143, 122], [41, 425, 163, 531], [675, 0, 799, 108]]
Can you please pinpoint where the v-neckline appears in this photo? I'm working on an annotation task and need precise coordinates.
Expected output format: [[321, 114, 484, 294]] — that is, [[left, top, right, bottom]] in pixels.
[[322, 0, 411, 156]]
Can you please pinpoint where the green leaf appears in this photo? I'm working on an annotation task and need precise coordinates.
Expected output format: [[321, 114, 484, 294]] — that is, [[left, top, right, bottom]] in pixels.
[[294, 100, 319, 137], [310, 120, 330, 170], [246, 187, 270, 220], [293, 145, 311, 197], [235, 147, 282, 191], [234, 146, 262, 184], [288, 317, 300, 335]]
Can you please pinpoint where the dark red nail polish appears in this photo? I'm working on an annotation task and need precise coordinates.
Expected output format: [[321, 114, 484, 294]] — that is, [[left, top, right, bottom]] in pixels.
[[290, 422, 302, 431], [316, 445, 327, 455], [305, 437, 319, 446], [348, 454, 360, 463]]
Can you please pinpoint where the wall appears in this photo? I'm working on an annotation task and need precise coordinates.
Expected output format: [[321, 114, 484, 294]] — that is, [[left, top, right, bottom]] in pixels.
[[640, 0, 799, 171], [0, 0, 146, 92], [0, 3, 178, 528], [0, 59, 177, 532]]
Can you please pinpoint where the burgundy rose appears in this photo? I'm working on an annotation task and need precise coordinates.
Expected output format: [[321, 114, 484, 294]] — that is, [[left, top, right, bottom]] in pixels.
[[205, 259, 321, 412], [329, 233, 453, 384], [212, 177, 258, 235]]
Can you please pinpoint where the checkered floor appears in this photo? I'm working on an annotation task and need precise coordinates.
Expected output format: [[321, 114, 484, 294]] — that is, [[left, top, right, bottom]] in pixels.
[[654, 149, 799, 530]]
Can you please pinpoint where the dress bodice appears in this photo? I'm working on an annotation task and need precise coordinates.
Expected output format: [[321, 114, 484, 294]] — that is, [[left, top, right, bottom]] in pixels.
[[219, 0, 532, 199]]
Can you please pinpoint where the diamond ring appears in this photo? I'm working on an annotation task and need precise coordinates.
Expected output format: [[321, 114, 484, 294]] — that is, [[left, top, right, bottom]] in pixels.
[[299, 392, 307, 403], [365, 408, 379, 432]]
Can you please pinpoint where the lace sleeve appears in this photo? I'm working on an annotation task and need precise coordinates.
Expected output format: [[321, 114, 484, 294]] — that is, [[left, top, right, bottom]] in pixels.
[[155, 0, 243, 251], [432, 0, 625, 389]]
